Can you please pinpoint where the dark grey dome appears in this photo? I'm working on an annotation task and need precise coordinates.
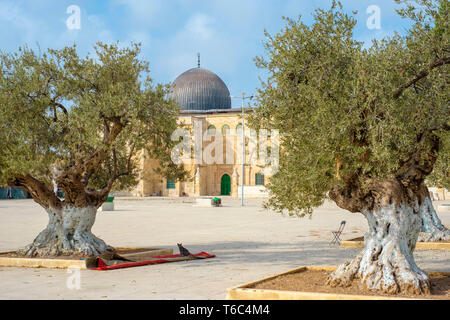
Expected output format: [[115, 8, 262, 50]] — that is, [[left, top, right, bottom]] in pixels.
[[169, 68, 231, 111]]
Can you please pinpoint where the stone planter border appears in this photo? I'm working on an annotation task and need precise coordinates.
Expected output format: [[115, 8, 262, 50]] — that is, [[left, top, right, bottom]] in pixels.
[[226, 266, 449, 300], [340, 238, 450, 250], [0, 247, 173, 269]]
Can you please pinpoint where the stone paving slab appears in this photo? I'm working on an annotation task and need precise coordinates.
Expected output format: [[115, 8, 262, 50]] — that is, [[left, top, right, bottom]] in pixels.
[[0, 198, 449, 300]]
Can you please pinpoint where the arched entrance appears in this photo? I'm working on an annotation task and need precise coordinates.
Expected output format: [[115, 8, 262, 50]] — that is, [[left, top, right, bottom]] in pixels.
[[221, 174, 231, 196]]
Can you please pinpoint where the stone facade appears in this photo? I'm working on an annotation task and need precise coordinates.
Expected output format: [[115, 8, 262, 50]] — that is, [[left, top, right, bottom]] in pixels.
[[128, 109, 275, 198]]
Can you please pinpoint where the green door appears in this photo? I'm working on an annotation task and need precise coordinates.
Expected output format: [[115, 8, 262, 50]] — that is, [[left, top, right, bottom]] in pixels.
[[221, 174, 231, 196]]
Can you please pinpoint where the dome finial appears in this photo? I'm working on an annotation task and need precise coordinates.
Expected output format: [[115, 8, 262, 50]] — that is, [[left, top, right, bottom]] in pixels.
[[197, 53, 200, 68]]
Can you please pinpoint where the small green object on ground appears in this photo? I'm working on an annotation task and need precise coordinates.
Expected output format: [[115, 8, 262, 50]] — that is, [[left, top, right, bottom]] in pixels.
[[105, 195, 115, 203], [213, 197, 221, 207]]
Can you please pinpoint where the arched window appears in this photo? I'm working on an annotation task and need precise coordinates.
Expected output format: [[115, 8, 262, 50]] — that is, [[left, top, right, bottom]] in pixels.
[[166, 179, 176, 189], [222, 124, 230, 135], [255, 173, 265, 186], [236, 123, 243, 134], [207, 125, 216, 135]]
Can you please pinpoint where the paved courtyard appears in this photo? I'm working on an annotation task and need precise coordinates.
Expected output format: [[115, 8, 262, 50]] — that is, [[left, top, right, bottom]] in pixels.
[[0, 197, 449, 300]]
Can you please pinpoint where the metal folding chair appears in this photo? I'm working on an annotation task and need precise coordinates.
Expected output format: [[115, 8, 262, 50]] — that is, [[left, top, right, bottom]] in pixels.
[[330, 221, 346, 246]]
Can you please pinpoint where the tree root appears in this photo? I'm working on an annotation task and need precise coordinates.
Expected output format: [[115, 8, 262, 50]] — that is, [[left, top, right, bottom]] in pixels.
[[327, 252, 431, 295], [418, 229, 450, 242], [18, 232, 114, 258], [18, 206, 114, 258]]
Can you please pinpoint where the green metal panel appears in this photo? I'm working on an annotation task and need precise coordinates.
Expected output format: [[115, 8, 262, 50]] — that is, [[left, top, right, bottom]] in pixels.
[[255, 173, 265, 186], [166, 179, 176, 189], [11, 187, 30, 199], [0, 188, 7, 199]]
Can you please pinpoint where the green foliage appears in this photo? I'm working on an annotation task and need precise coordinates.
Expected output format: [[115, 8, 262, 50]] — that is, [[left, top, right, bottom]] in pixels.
[[0, 42, 186, 194], [249, 0, 449, 216]]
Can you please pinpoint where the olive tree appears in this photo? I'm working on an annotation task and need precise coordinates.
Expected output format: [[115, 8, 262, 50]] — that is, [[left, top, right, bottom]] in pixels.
[[0, 42, 185, 257], [250, 0, 449, 295]]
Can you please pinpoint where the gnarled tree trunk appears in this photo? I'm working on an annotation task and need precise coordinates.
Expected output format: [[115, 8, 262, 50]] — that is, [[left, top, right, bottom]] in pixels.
[[20, 205, 114, 257], [8, 116, 131, 257], [418, 187, 450, 242], [328, 180, 431, 295], [11, 173, 114, 258]]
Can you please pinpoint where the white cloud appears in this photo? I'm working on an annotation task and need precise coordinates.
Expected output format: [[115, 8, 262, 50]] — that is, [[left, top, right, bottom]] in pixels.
[[185, 14, 214, 40], [153, 12, 241, 82], [128, 31, 152, 47], [0, 1, 49, 46], [86, 15, 113, 42], [111, 0, 164, 27]]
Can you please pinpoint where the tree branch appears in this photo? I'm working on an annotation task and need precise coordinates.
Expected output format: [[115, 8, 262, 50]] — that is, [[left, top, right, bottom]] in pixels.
[[51, 101, 69, 117], [393, 56, 450, 99], [81, 118, 124, 173], [81, 168, 95, 188], [92, 143, 137, 201], [396, 132, 440, 187], [9, 174, 62, 210]]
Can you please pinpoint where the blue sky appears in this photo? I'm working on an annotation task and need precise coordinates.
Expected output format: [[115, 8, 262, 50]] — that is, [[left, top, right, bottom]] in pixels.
[[0, 0, 413, 108]]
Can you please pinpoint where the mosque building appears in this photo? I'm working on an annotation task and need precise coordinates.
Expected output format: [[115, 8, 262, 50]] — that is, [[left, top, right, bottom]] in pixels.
[[129, 58, 275, 198]]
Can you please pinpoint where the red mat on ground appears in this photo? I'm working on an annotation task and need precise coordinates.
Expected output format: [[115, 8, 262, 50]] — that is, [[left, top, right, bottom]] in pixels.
[[93, 252, 215, 271]]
